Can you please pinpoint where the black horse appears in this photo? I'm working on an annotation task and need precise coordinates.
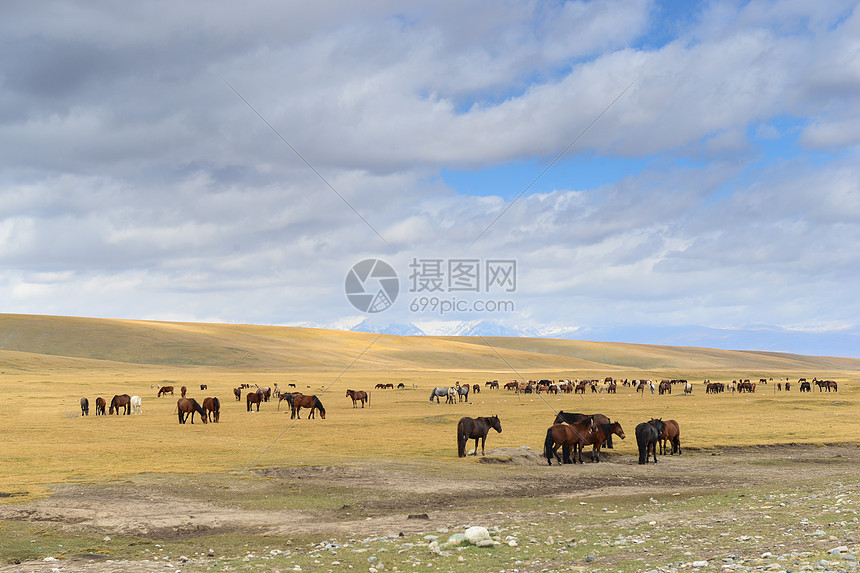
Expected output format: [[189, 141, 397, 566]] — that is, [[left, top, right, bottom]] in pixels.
[[636, 421, 661, 464], [457, 416, 502, 457]]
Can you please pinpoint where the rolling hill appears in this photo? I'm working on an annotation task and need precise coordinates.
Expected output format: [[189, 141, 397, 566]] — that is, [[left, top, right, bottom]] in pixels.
[[1, 313, 858, 377]]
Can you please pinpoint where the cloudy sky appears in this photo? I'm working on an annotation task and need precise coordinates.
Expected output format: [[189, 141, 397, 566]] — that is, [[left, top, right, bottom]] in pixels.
[[2, 1, 859, 356]]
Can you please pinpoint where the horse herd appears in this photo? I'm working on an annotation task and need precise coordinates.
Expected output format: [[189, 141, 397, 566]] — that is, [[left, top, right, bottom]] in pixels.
[[79, 394, 141, 416], [542, 411, 681, 466], [454, 409, 681, 466]]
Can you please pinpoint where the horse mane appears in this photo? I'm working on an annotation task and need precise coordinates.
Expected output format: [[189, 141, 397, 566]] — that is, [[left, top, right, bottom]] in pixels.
[[314, 396, 325, 415]]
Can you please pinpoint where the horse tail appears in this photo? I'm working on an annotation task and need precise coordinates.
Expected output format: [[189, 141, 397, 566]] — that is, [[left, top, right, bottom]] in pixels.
[[457, 420, 467, 458], [544, 427, 555, 465]]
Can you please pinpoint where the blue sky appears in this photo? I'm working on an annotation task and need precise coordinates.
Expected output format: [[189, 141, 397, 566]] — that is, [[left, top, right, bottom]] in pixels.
[[1, 1, 859, 357]]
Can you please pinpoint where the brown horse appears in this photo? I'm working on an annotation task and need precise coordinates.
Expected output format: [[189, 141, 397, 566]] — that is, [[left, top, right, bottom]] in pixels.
[[177, 398, 207, 424], [457, 415, 501, 457], [157, 385, 174, 397], [180, 385, 187, 398], [346, 389, 369, 408], [233, 387, 241, 401], [554, 411, 615, 448], [95, 396, 106, 415], [575, 422, 626, 463], [109, 394, 131, 415], [291, 394, 325, 419], [544, 418, 594, 465], [202, 397, 220, 423], [247, 391, 263, 412], [651, 418, 681, 455], [80, 397, 89, 416]]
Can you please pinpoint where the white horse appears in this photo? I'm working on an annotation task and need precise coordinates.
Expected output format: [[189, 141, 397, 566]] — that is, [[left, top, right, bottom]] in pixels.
[[684, 382, 693, 395], [131, 395, 142, 414]]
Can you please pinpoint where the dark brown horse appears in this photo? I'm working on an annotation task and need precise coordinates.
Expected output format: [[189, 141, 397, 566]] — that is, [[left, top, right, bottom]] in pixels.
[[95, 396, 106, 415], [202, 397, 220, 423], [80, 397, 89, 416], [650, 418, 681, 455], [278, 392, 301, 411], [233, 387, 241, 401], [457, 415, 501, 457], [157, 385, 174, 397], [180, 385, 187, 398], [247, 391, 263, 412], [575, 422, 626, 463], [109, 394, 131, 415], [544, 418, 594, 465], [346, 389, 369, 408], [291, 395, 325, 419], [177, 398, 207, 424]]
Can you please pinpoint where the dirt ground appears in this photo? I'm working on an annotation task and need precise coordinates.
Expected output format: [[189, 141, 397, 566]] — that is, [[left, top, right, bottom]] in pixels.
[[2, 443, 859, 572]]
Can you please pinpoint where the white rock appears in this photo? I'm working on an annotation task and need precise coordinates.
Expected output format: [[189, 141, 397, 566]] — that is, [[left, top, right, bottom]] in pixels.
[[692, 560, 709, 567], [464, 526, 491, 545]]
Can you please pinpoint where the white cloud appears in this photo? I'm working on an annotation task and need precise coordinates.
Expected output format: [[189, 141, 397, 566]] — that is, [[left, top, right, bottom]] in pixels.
[[0, 1, 858, 354]]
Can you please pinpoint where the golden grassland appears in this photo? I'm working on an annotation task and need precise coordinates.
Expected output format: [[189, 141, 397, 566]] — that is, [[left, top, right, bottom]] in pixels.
[[1, 313, 859, 496]]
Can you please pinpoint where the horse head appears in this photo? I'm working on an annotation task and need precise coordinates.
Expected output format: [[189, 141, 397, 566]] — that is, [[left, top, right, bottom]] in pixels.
[[491, 415, 502, 433]]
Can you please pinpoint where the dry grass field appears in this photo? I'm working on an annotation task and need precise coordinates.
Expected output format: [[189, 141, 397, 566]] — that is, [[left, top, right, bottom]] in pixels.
[[1, 313, 859, 495], [3, 314, 860, 571]]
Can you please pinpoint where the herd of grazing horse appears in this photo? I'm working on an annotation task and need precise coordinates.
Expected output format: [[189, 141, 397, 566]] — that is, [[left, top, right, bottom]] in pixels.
[[79, 374, 827, 464]]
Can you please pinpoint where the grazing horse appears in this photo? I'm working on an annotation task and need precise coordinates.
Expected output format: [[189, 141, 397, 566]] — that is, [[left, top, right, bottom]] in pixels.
[[80, 397, 89, 416], [576, 422, 626, 463], [456, 384, 469, 402], [202, 396, 220, 423], [131, 395, 142, 415], [278, 392, 301, 411], [650, 418, 681, 455], [684, 382, 693, 395], [95, 396, 106, 416], [636, 420, 661, 464], [258, 387, 272, 402], [345, 389, 369, 408], [177, 398, 207, 424], [429, 387, 452, 404], [247, 391, 263, 412], [457, 415, 502, 457], [157, 385, 174, 397], [291, 395, 325, 419], [544, 418, 594, 465], [233, 387, 241, 401], [109, 394, 131, 415], [472, 384, 481, 394]]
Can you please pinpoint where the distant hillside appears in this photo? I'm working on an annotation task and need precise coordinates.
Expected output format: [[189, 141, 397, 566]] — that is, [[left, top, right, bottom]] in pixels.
[[1, 313, 858, 377]]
